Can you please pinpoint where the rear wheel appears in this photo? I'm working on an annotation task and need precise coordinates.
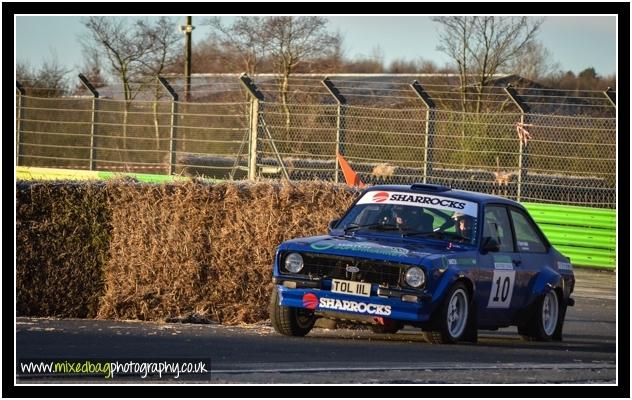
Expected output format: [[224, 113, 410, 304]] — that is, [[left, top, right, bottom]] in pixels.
[[519, 290, 561, 341], [269, 287, 315, 336], [424, 282, 472, 344]]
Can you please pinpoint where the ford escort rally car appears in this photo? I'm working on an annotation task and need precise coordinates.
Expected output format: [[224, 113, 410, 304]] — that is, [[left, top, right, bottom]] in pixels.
[[269, 183, 575, 344]]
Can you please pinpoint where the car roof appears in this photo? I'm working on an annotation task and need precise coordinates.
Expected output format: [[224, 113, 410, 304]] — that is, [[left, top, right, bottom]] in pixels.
[[363, 183, 522, 207]]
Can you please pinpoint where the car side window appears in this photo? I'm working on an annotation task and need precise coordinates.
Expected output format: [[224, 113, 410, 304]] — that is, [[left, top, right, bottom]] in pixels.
[[510, 210, 547, 253], [483, 206, 515, 252]]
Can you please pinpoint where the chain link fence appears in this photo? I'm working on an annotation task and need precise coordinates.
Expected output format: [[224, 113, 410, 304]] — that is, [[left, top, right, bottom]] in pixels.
[[15, 74, 616, 208]]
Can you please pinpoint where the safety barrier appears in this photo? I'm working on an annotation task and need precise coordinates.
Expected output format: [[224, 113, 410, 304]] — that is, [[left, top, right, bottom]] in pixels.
[[523, 202, 616, 269], [15, 166, 221, 184]]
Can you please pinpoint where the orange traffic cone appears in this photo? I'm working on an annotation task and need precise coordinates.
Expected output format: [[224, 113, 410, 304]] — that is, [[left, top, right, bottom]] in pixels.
[[337, 152, 366, 188]]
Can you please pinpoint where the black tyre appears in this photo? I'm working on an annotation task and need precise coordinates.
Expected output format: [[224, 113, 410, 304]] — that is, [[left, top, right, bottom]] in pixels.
[[552, 302, 568, 341], [519, 290, 562, 341], [269, 287, 315, 336], [424, 282, 472, 344]]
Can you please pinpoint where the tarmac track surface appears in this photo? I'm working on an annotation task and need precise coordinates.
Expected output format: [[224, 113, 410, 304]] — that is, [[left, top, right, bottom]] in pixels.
[[16, 268, 616, 384]]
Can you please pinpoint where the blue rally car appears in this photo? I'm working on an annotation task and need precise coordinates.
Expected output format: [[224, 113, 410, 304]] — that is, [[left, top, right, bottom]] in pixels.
[[269, 183, 575, 344]]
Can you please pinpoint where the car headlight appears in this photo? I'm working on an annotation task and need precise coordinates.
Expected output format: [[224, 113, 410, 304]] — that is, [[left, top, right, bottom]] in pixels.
[[284, 253, 304, 273], [405, 267, 425, 288]]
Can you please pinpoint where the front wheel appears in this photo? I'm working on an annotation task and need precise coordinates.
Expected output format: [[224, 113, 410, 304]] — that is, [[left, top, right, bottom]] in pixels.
[[424, 282, 472, 344], [269, 287, 315, 336], [519, 290, 562, 341]]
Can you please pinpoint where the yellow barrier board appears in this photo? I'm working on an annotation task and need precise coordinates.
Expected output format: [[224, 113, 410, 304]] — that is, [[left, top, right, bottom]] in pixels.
[[16, 167, 101, 181]]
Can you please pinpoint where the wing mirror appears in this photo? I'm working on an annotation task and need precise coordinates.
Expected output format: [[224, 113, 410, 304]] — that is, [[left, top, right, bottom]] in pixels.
[[481, 236, 500, 253]]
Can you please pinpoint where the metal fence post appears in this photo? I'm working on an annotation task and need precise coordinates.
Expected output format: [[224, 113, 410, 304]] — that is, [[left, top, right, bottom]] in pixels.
[[249, 98, 261, 180], [322, 77, 347, 183], [16, 81, 25, 165], [410, 80, 436, 184], [504, 84, 531, 202], [604, 87, 616, 107], [78, 74, 100, 171], [239, 73, 265, 180], [158, 76, 179, 175]]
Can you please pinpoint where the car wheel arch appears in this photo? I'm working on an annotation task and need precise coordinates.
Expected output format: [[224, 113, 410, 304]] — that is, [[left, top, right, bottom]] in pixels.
[[432, 267, 476, 303], [430, 275, 477, 320], [456, 276, 475, 298], [526, 266, 563, 307]]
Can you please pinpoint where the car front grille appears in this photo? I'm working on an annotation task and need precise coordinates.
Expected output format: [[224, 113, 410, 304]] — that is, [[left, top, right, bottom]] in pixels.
[[296, 253, 408, 286]]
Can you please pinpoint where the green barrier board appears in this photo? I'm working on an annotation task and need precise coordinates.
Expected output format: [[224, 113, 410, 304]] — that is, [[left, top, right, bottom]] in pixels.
[[523, 202, 616, 269]]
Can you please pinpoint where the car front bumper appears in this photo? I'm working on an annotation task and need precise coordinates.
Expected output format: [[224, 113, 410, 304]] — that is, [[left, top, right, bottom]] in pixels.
[[275, 283, 434, 323]]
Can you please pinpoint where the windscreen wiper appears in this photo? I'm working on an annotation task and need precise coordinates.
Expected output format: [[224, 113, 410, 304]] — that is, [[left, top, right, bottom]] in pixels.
[[402, 230, 446, 239], [344, 223, 400, 233]]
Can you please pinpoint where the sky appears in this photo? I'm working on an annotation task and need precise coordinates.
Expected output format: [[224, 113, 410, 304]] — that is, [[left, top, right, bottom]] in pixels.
[[15, 15, 617, 78]]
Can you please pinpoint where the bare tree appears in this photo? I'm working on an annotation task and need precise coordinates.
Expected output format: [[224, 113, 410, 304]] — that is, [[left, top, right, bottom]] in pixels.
[[81, 16, 181, 99], [543, 68, 616, 91], [81, 16, 181, 158], [433, 16, 543, 113], [74, 47, 108, 94], [82, 17, 151, 101], [433, 16, 542, 170], [187, 39, 226, 74], [263, 16, 340, 139], [369, 45, 385, 68], [343, 56, 384, 73], [418, 58, 439, 74], [295, 30, 346, 73], [433, 17, 475, 112], [16, 62, 30, 82], [17, 52, 71, 97], [388, 58, 419, 73], [323, 31, 346, 73], [137, 17, 182, 79], [137, 17, 182, 151], [508, 40, 559, 81], [205, 16, 267, 75]]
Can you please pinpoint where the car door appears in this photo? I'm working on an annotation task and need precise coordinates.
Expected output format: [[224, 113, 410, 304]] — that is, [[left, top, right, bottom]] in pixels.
[[507, 207, 552, 311], [477, 204, 521, 325]]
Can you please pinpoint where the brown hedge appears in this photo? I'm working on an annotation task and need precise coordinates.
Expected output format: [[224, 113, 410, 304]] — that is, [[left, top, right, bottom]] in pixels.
[[16, 180, 359, 324], [16, 181, 111, 318], [98, 180, 358, 324]]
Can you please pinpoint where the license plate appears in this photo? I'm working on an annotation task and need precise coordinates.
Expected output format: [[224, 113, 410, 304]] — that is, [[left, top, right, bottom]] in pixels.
[[331, 279, 371, 297]]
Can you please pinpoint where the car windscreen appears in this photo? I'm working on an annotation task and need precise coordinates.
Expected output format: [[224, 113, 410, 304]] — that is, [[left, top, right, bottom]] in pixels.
[[337, 191, 479, 245]]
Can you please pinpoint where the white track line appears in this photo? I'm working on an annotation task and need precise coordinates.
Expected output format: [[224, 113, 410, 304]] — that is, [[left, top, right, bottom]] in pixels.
[[210, 362, 615, 374]]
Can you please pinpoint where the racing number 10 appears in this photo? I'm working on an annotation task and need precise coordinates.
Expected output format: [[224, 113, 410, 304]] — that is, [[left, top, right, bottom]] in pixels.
[[493, 276, 511, 302], [487, 270, 516, 308]]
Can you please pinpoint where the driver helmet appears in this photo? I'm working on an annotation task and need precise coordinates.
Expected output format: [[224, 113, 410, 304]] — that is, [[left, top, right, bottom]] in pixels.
[[452, 212, 473, 237], [393, 206, 419, 228]]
